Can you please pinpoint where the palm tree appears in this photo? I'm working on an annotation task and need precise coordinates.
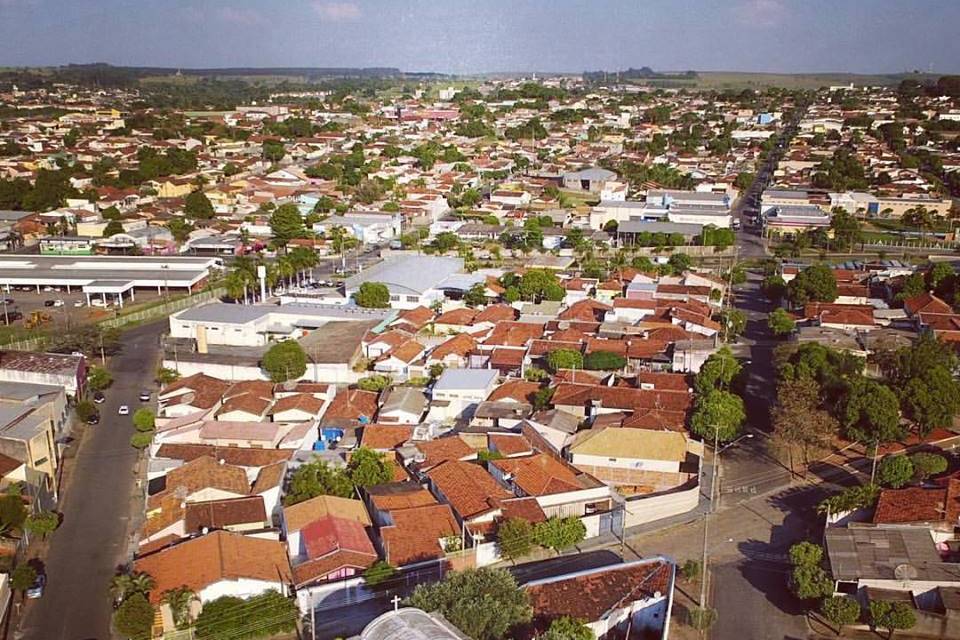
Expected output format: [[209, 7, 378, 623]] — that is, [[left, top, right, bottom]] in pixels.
[[275, 255, 295, 290], [904, 205, 933, 244], [162, 587, 198, 629], [289, 246, 318, 286], [110, 571, 155, 604], [224, 269, 248, 303]]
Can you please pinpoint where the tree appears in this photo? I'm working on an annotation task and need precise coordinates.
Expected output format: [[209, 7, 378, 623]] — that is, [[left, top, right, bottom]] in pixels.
[[546, 349, 584, 372], [761, 275, 787, 304], [900, 365, 960, 438], [195, 591, 297, 640], [720, 308, 747, 341], [787, 264, 837, 307], [768, 308, 796, 336], [789, 541, 824, 567], [829, 209, 863, 251], [156, 367, 180, 385], [132, 408, 155, 432], [184, 190, 214, 220], [10, 564, 36, 595], [582, 351, 627, 370], [821, 596, 861, 634], [690, 390, 746, 443], [0, 494, 27, 532], [262, 140, 286, 162], [842, 379, 902, 445], [110, 572, 155, 604], [406, 568, 532, 640], [909, 452, 948, 481], [88, 366, 113, 391], [517, 269, 562, 302], [113, 592, 155, 638], [353, 282, 391, 308], [24, 511, 59, 540], [878, 455, 914, 488], [347, 447, 392, 488], [102, 219, 124, 237], [734, 172, 755, 190], [284, 458, 354, 504], [497, 518, 535, 561], [262, 340, 307, 383], [667, 252, 692, 274], [130, 431, 154, 449], [788, 542, 833, 601], [162, 587, 198, 630], [463, 283, 487, 308], [269, 204, 305, 248], [532, 387, 555, 411], [869, 600, 916, 640], [540, 617, 595, 640], [75, 399, 97, 422], [357, 374, 391, 392], [363, 560, 398, 588], [534, 516, 586, 553], [694, 346, 742, 393], [773, 377, 839, 468], [166, 217, 194, 243], [680, 559, 702, 582]]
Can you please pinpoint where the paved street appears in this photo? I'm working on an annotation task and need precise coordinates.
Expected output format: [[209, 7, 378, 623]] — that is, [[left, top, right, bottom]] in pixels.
[[20, 321, 165, 640]]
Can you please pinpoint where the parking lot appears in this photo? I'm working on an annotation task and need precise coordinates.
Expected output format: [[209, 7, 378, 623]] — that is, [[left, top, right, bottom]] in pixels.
[[0, 286, 169, 332]]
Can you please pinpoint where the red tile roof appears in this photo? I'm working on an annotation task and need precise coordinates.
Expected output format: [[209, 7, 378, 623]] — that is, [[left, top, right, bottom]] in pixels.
[[134, 531, 292, 604], [488, 380, 542, 404], [323, 389, 379, 423], [489, 453, 584, 496], [525, 560, 673, 627], [381, 504, 461, 566], [360, 424, 414, 450], [873, 479, 960, 525], [301, 514, 376, 560], [427, 461, 512, 520]]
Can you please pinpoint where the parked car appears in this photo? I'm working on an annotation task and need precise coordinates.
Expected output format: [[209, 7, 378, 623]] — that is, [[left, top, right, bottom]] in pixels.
[[73, 300, 85, 308], [139, 390, 151, 402], [86, 412, 100, 425], [0, 310, 23, 325], [118, 405, 129, 416], [93, 391, 105, 404], [43, 300, 56, 307], [52, 300, 65, 308], [91, 299, 107, 308], [25, 574, 45, 599], [0, 297, 14, 305]]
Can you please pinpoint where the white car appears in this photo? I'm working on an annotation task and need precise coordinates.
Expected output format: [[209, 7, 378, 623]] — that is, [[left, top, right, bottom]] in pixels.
[[73, 300, 85, 308], [91, 299, 107, 308], [118, 405, 130, 416], [52, 299, 64, 308]]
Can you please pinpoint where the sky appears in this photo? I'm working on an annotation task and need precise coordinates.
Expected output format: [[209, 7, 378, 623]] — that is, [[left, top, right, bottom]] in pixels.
[[0, 0, 958, 75]]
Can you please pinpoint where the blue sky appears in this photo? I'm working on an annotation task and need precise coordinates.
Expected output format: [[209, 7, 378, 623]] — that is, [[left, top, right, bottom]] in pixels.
[[1, 0, 958, 74]]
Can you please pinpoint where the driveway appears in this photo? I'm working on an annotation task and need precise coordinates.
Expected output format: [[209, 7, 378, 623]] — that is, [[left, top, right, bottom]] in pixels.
[[20, 320, 165, 640]]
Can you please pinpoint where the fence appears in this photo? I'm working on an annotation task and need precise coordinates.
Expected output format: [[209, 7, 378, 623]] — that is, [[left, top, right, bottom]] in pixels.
[[99, 287, 225, 329], [0, 287, 224, 351]]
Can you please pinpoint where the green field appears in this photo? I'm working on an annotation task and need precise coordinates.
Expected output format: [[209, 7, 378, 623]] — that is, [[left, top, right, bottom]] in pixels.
[[690, 71, 941, 90]]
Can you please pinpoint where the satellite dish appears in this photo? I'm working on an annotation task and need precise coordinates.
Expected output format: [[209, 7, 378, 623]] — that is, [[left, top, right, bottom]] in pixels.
[[894, 564, 918, 581]]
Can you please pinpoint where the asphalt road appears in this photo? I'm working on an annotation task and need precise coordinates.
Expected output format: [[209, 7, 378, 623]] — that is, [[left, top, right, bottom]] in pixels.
[[20, 321, 165, 640]]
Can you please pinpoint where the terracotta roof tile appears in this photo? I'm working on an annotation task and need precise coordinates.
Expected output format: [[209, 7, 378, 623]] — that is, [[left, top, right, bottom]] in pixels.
[[489, 453, 584, 497], [323, 389, 379, 424], [381, 503, 461, 566], [415, 436, 475, 471], [526, 560, 672, 627], [359, 424, 414, 451], [283, 494, 372, 533], [154, 443, 293, 467], [183, 496, 267, 534], [134, 530, 292, 604]]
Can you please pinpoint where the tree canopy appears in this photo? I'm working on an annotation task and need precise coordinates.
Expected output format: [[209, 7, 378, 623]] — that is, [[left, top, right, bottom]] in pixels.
[[786, 264, 837, 307], [261, 340, 307, 383], [406, 568, 532, 640], [353, 282, 391, 308]]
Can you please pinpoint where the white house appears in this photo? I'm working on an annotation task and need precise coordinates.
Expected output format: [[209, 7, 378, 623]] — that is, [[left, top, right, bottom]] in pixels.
[[429, 368, 498, 421], [344, 255, 465, 310]]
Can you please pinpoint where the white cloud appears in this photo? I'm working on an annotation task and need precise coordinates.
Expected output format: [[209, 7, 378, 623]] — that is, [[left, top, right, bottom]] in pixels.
[[734, 0, 788, 28], [312, 1, 361, 22]]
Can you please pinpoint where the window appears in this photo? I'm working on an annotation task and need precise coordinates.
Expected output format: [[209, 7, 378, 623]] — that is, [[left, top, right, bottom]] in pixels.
[[33, 457, 48, 467], [390, 295, 401, 302], [406, 295, 419, 302]]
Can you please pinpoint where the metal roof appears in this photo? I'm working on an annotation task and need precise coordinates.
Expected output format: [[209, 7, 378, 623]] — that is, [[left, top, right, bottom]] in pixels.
[[433, 368, 497, 392], [345, 256, 464, 296]]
